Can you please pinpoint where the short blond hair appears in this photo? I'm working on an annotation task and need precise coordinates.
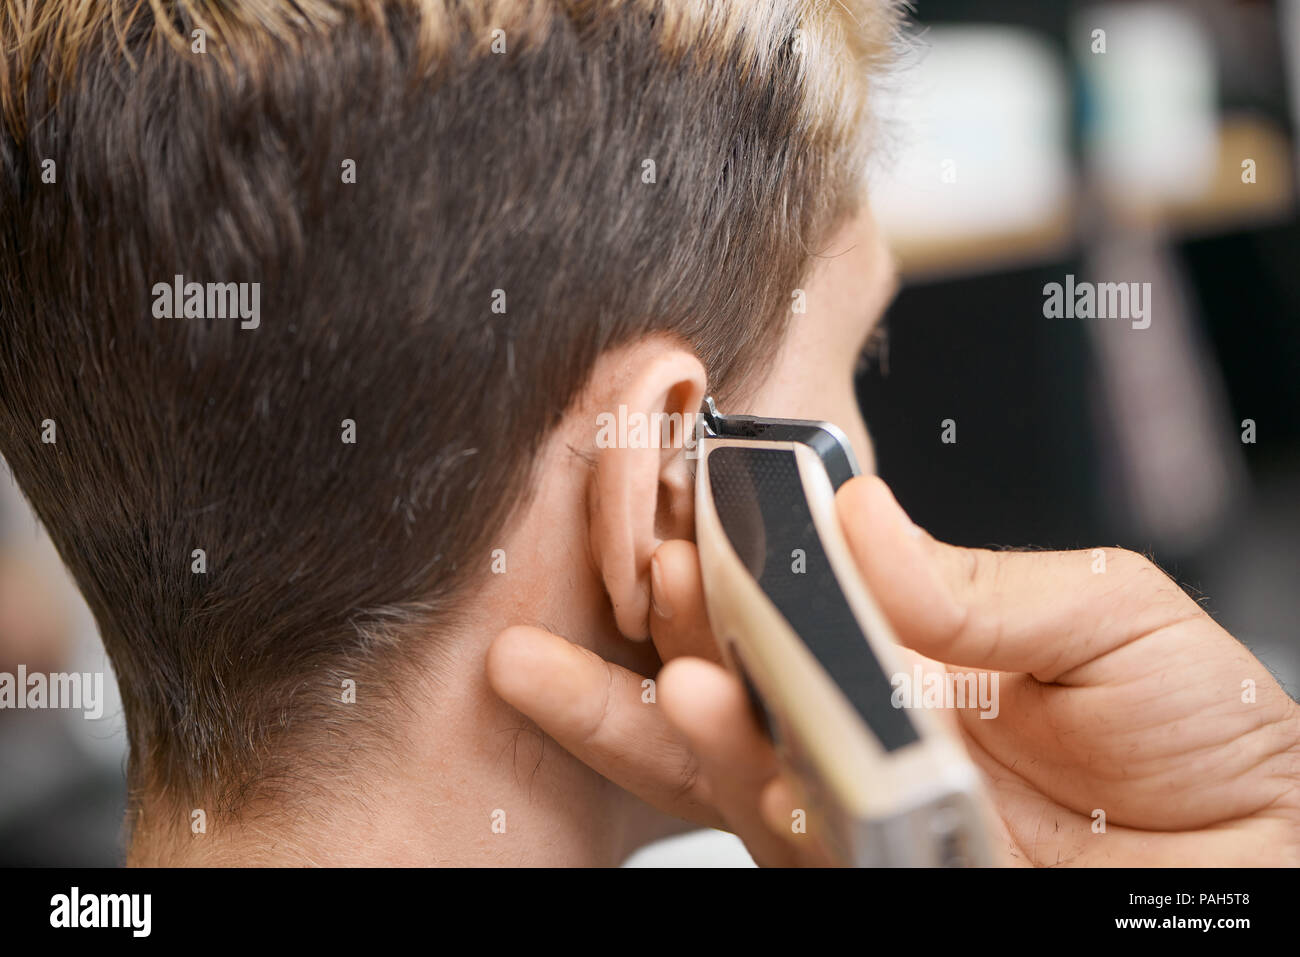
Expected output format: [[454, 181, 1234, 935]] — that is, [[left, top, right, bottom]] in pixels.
[[0, 0, 901, 848]]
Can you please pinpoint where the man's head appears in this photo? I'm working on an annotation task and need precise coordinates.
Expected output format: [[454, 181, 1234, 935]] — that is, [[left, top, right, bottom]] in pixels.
[[0, 0, 899, 857]]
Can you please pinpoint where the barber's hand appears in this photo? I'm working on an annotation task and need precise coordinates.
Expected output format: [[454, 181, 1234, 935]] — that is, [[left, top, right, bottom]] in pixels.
[[487, 476, 1300, 866]]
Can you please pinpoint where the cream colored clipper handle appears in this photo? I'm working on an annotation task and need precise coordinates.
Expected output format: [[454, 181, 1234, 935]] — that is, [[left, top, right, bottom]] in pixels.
[[694, 414, 996, 866]]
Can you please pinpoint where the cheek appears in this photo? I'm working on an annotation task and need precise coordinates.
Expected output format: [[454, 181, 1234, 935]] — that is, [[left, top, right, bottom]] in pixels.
[[733, 322, 877, 475], [836, 396, 876, 476], [814, 383, 875, 476], [735, 204, 894, 474]]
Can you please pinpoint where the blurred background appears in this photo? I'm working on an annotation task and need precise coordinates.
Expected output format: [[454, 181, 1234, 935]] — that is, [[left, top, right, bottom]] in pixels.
[[3, 0, 1298, 867], [860, 0, 1300, 699]]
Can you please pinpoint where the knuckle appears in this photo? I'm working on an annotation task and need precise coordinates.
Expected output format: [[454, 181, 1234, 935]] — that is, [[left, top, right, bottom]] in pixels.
[[575, 655, 617, 747], [1112, 548, 1205, 620], [1113, 547, 1155, 575], [671, 751, 706, 804]]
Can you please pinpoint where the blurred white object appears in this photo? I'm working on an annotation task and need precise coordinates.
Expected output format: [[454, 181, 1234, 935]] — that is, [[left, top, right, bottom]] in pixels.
[[623, 829, 756, 868], [871, 26, 1072, 244], [1075, 3, 1219, 205]]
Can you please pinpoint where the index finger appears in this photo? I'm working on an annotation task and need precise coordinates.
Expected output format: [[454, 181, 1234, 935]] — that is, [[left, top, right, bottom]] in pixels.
[[486, 625, 725, 829]]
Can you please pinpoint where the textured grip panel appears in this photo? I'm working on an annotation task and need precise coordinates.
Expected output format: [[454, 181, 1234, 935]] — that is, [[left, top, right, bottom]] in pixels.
[[708, 445, 918, 752]]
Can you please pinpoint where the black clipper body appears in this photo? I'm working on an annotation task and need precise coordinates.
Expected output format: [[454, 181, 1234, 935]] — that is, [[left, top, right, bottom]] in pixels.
[[693, 397, 995, 866]]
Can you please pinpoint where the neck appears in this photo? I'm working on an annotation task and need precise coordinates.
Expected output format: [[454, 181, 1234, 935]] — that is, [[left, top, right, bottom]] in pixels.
[[130, 642, 643, 866], [132, 427, 671, 866]]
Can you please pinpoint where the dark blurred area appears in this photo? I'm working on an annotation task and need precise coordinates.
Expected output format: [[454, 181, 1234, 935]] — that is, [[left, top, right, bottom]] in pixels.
[[859, 0, 1300, 696], [2, 0, 1299, 866]]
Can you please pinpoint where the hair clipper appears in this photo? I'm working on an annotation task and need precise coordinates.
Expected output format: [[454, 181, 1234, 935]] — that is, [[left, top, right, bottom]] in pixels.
[[693, 396, 995, 866]]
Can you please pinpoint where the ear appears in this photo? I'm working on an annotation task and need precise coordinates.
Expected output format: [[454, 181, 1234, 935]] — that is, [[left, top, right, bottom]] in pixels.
[[586, 342, 706, 641]]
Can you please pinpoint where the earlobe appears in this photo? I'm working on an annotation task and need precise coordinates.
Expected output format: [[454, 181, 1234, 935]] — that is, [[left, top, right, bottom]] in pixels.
[[586, 345, 706, 641]]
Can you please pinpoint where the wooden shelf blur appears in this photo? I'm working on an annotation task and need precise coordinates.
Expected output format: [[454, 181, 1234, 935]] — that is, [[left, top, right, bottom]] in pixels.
[[883, 116, 1295, 282]]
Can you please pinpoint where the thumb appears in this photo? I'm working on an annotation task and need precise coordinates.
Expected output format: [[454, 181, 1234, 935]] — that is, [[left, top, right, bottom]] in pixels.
[[834, 476, 1200, 681], [832, 475, 967, 661]]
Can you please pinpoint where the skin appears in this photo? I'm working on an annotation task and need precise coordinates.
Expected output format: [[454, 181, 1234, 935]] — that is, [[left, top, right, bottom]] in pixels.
[[485, 206, 1300, 867], [162, 205, 1300, 865]]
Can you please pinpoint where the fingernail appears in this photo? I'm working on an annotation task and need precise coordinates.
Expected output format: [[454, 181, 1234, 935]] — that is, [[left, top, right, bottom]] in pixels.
[[650, 555, 673, 620]]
